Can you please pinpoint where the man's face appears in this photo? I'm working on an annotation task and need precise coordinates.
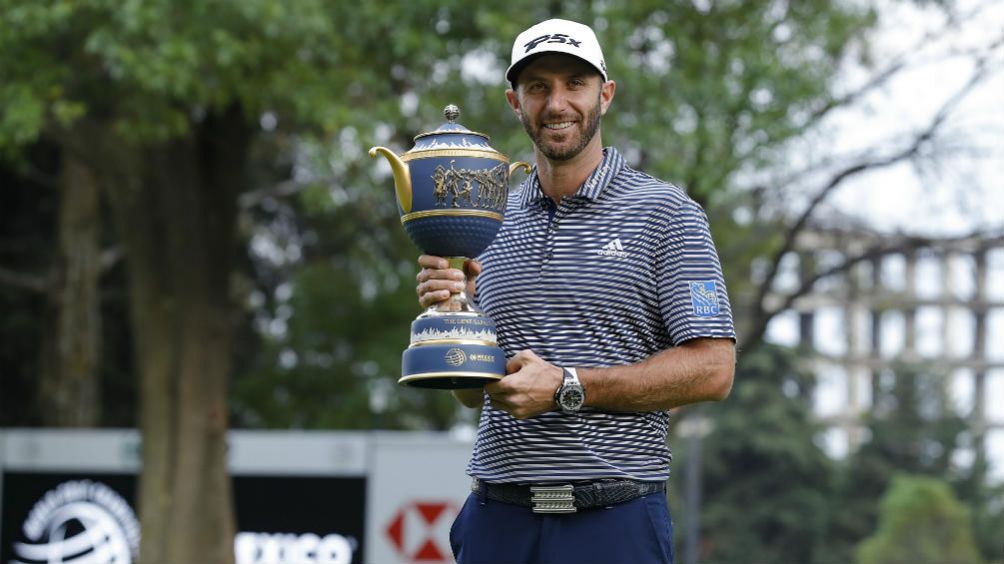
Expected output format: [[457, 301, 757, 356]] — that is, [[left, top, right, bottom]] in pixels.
[[509, 54, 613, 162]]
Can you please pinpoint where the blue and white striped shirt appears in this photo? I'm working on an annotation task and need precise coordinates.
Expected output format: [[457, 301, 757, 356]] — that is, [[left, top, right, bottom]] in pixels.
[[469, 147, 738, 481], [470, 147, 735, 484]]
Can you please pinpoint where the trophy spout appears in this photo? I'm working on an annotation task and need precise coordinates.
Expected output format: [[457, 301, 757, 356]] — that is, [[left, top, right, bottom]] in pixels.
[[368, 146, 413, 213]]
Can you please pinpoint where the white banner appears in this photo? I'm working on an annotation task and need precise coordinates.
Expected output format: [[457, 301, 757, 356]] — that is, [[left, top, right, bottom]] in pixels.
[[364, 434, 473, 564]]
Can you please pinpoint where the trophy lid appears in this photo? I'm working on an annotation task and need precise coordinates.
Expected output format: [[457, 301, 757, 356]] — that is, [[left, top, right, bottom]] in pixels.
[[408, 105, 502, 157]]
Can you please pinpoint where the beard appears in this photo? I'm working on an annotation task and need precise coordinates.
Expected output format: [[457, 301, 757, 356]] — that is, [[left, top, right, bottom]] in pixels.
[[520, 93, 603, 162]]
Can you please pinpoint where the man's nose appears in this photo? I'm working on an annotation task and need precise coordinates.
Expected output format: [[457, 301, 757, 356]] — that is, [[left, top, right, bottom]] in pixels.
[[545, 86, 569, 112]]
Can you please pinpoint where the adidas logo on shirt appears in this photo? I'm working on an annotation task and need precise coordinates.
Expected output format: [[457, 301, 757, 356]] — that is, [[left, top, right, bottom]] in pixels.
[[597, 237, 628, 258]]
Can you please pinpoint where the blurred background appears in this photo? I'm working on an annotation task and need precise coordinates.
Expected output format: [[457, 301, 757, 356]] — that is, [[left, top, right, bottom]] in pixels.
[[1, 0, 1002, 563]]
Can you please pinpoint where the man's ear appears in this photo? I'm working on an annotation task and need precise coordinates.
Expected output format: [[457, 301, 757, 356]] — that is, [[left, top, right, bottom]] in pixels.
[[505, 88, 522, 120], [599, 80, 616, 116]]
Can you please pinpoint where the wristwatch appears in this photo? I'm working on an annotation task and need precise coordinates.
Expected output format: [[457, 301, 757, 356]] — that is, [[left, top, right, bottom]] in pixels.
[[555, 367, 585, 414]]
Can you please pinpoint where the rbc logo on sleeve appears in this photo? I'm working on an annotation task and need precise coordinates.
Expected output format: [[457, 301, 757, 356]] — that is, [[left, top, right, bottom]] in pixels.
[[689, 281, 720, 317]]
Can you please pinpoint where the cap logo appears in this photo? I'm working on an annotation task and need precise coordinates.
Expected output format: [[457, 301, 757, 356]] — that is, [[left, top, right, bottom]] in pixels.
[[524, 33, 582, 53]]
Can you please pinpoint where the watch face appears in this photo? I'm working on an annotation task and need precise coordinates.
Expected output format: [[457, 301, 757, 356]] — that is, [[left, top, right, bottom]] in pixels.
[[560, 387, 584, 410]]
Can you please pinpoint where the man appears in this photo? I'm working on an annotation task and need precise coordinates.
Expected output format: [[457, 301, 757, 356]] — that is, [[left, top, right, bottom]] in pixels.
[[416, 18, 736, 564]]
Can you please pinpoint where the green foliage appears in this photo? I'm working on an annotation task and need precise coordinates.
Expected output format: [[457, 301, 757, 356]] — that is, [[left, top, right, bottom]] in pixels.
[[233, 258, 466, 430], [825, 363, 997, 562], [971, 491, 1004, 564], [856, 474, 985, 564], [231, 127, 470, 429], [0, 0, 362, 145], [228, 0, 880, 431], [674, 343, 836, 563], [604, 0, 875, 200], [674, 349, 1001, 564]]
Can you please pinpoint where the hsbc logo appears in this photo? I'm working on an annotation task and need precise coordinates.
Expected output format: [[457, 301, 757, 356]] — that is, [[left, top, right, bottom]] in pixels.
[[524, 33, 582, 52], [385, 501, 458, 562]]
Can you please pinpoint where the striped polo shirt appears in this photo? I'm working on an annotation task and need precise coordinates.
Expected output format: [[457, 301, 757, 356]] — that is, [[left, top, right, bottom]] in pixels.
[[469, 147, 735, 484]]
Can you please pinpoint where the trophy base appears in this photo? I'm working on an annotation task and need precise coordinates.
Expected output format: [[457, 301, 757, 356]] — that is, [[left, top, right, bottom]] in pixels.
[[400, 342, 505, 389], [400, 309, 505, 389]]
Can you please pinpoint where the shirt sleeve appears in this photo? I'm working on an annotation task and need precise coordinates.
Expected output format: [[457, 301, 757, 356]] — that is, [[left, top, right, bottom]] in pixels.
[[656, 199, 737, 345]]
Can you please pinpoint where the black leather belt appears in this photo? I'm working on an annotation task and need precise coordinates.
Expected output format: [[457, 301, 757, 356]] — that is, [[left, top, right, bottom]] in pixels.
[[472, 478, 666, 514]]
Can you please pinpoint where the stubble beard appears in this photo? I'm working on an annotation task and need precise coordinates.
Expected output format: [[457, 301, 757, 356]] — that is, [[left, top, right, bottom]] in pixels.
[[521, 94, 603, 162]]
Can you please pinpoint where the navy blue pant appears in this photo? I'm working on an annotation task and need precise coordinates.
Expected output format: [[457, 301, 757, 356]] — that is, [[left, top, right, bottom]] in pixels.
[[449, 491, 674, 564]]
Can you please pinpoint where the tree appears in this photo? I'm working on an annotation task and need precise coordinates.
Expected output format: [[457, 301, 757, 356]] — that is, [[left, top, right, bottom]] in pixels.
[[672, 343, 836, 563], [32, 150, 104, 426], [824, 362, 996, 562], [0, 1, 401, 560], [0, 147, 137, 429], [0, 143, 108, 427], [0, 147, 60, 426], [856, 474, 985, 564]]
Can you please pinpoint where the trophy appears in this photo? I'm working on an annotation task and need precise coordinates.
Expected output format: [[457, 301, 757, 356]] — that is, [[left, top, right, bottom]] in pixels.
[[370, 105, 529, 388]]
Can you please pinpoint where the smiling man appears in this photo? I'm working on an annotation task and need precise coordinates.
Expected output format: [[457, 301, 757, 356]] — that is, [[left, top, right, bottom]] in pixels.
[[416, 18, 737, 564], [510, 54, 609, 163]]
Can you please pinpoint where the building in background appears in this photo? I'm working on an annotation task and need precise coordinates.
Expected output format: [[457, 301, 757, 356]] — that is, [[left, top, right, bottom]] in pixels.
[[763, 225, 1004, 477]]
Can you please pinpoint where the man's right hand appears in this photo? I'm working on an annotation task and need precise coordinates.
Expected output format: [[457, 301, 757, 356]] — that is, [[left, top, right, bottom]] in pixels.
[[415, 255, 481, 308]]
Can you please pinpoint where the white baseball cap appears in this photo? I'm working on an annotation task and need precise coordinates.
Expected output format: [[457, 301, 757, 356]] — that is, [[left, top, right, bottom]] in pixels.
[[506, 19, 608, 87]]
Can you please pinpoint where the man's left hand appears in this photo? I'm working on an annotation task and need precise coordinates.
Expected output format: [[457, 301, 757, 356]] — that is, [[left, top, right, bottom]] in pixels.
[[486, 350, 563, 419]]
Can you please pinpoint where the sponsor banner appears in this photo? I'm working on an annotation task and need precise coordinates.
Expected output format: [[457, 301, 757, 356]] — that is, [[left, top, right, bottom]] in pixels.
[[365, 434, 473, 564], [233, 475, 366, 564], [1, 473, 138, 564], [0, 430, 476, 564], [1, 472, 366, 564]]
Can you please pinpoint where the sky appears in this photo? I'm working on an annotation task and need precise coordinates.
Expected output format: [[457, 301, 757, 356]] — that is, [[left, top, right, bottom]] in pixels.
[[765, 0, 1004, 479], [823, 0, 1004, 235]]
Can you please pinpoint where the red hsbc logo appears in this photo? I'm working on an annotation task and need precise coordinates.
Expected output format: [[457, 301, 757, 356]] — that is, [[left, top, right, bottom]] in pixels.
[[385, 500, 458, 562]]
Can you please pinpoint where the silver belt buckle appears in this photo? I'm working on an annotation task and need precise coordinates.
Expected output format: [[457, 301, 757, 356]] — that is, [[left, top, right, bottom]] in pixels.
[[530, 484, 576, 514]]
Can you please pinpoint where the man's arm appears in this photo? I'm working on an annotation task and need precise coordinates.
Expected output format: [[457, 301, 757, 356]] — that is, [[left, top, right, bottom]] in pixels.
[[486, 338, 735, 419], [583, 337, 735, 411]]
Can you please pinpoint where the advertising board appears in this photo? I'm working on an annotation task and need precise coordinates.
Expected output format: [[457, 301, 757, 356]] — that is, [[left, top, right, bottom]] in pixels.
[[0, 429, 472, 564], [365, 434, 472, 564]]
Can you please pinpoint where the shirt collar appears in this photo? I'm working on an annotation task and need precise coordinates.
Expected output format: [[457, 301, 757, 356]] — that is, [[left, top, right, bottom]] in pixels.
[[517, 147, 625, 208]]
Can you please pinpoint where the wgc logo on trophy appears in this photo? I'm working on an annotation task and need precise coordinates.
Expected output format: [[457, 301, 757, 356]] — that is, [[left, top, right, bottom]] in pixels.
[[370, 105, 529, 388]]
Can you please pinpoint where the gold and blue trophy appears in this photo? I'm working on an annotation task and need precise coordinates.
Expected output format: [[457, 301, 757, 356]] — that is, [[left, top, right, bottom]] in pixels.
[[370, 105, 529, 388]]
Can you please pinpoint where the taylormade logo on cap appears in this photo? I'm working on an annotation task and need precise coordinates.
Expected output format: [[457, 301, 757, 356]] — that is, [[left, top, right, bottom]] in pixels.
[[506, 19, 608, 86]]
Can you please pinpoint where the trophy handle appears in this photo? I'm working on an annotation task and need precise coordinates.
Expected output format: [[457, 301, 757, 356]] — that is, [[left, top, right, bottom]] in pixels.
[[509, 161, 531, 177]]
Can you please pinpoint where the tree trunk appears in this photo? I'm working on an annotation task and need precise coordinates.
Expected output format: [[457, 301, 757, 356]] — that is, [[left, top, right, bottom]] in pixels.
[[100, 106, 249, 564], [39, 152, 102, 426]]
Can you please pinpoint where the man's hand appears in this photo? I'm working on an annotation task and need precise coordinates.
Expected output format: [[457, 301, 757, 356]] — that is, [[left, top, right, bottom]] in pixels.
[[415, 255, 480, 308], [417, 254, 484, 409], [486, 350, 563, 419]]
